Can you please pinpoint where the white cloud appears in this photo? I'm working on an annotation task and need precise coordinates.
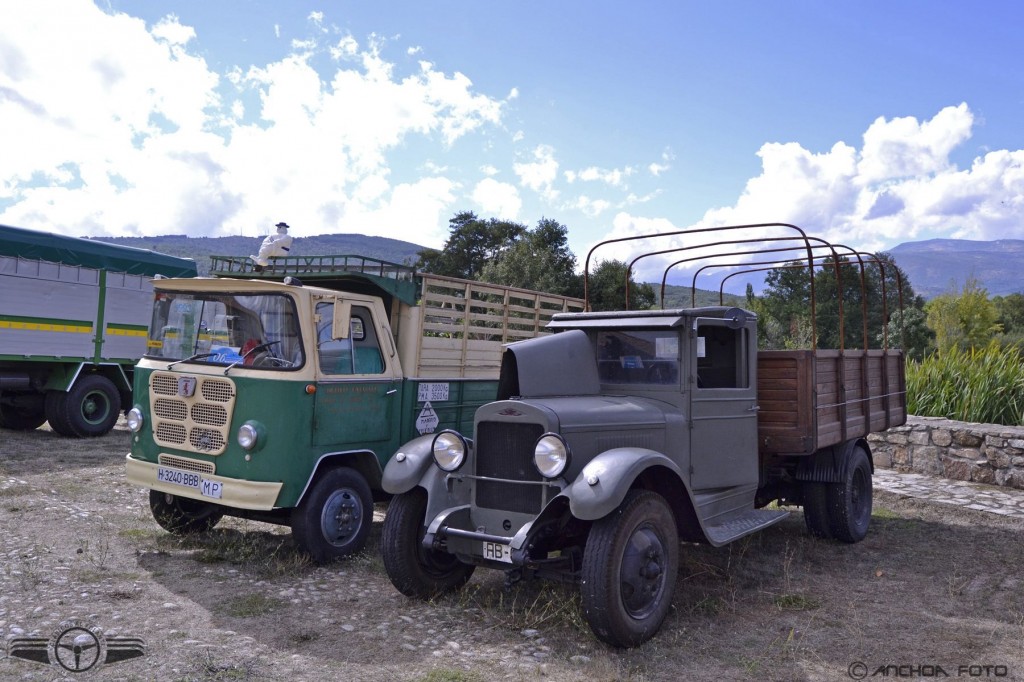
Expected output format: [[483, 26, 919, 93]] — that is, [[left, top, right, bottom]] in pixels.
[[513, 144, 559, 200], [648, 147, 674, 176], [471, 178, 521, 218], [0, 2, 508, 245]]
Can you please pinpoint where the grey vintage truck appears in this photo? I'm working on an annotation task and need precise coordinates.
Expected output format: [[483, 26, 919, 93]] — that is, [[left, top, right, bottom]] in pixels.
[[379, 225, 907, 647]]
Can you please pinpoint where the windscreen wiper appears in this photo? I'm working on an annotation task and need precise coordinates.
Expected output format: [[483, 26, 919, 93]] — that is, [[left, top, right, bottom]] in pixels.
[[165, 352, 217, 370], [223, 341, 280, 376]]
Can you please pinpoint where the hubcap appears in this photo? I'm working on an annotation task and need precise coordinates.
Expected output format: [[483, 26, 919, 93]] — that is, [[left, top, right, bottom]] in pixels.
[[81, 391, 110, 425], [619, 526, 667, 618], [322, 488, 363, 547]]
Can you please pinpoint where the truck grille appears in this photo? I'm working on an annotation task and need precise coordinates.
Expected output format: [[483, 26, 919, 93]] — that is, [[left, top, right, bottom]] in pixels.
[[474, 421, 545, 514], [149, 372, 236, 455]]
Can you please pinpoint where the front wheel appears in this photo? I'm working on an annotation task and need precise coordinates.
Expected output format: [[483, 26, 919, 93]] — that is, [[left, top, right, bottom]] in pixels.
[[581, 490, 679, 648], [826, 446, 873, 543], [149, 490, 224, 535], [382, 489, 475, 598], [291, 467, 373, 563]]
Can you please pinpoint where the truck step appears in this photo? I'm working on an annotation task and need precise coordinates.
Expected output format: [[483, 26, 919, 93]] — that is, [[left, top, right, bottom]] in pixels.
[[703, 509, 789, 546]]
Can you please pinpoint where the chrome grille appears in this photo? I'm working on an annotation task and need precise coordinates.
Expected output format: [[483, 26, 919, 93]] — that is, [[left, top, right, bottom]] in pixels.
[[158, 454, 215, 475], [474, 421, 545, 514], [149, 372, 235, 456]]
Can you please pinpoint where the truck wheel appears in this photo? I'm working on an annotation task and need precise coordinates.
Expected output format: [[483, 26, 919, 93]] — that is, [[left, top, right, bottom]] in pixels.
[[802, 482, 833, 539], [291, 467, 372, 563], [381, 488, 475, 598], [0, 395, 47, 430], [826, 446, 873, 543], [149, 490, 223, 535], [581, 490, 679, 648], [44, 391, 77, 437], [65, 375, 121, 437]]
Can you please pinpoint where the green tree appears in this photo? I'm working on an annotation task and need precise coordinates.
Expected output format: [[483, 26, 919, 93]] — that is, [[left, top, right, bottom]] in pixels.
[[416, 211, 526, 279], [924, 277, 1002, 355], [587, 260, 655, 311], [993, 293, 1024, 345], [479, 218, 582, 297]]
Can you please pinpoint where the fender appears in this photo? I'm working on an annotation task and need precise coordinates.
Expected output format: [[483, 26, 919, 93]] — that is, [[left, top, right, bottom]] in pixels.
[[566, 447, 687, 521], [381, 433, 437, 494], [796, 438, 873, 484]]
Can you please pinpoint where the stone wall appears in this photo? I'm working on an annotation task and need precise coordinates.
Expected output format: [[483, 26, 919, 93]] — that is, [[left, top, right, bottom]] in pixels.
[[867, 416, 1024, 490]]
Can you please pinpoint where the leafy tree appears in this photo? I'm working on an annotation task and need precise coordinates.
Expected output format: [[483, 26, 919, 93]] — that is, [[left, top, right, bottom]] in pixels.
[[416, 211, 526, 279], [480, 218, 582, 297], [586, 259, 655, 311], [993, 293, 1024, 344], [925, 277, 1002, 354]]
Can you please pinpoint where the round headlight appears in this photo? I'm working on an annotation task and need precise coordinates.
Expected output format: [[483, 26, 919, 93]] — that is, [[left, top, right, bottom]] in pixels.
[[126, 407, 144, 433], [432, 430, 467, 472], [534, 433, 570, 479], [238, 423, 258, 450]]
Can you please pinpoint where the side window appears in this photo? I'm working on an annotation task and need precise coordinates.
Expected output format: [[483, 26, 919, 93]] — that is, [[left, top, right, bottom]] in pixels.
[[696, 324, 749, 389], [317, 303, 385, 375]]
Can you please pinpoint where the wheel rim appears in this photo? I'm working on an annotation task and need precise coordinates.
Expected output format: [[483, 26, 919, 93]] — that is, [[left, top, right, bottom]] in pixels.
[[80, 390, 112, 426], [321, 488, 363, 547], [619, 525, 668, 619]]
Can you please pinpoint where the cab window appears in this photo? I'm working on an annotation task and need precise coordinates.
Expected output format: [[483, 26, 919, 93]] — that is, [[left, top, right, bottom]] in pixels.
[[696, 323, 749, 389], [596, 330, 680, 385], [316, 303, 385, 375]]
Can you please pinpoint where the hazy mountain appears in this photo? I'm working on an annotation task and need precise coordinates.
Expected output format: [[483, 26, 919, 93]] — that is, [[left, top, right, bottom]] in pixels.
[[888, 239, 1024, 299]]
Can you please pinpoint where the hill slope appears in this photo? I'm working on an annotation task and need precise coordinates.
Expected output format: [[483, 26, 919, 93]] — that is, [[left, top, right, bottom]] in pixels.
[[888, 239, 1024, 299]]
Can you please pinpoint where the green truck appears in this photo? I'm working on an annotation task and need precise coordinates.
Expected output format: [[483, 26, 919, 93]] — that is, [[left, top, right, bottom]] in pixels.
[[124, 254, 584, 562], [0, 225, 197, 437]]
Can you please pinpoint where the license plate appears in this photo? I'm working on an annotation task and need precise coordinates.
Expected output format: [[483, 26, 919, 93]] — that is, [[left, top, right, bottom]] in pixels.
[[482, 541, 512, 563], [156, 467, 222, 500]]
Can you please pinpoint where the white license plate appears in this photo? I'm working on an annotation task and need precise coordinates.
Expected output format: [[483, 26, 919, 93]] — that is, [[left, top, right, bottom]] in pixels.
[[482, 541, 512, 563], [156, 467, 222, 500]]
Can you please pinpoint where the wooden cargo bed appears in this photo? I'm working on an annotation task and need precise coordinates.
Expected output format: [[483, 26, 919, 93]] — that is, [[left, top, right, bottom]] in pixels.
[[756, 349, 906, 455]]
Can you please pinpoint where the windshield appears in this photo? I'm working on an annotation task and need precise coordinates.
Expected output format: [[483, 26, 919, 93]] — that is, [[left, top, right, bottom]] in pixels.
[[146, 291, 304, 370], [596, 329, 680, 385]]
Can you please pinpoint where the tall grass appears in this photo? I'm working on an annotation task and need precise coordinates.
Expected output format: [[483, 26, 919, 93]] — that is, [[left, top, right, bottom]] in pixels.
[[907, 341, 1024, 426]]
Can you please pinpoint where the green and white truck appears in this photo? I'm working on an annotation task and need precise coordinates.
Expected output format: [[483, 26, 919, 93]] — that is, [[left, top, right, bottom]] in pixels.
[[0, 225, 198, 437], [124, 254, 584, 562]]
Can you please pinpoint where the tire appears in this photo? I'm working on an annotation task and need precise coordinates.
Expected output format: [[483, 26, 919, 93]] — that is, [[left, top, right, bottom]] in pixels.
[[44, 391, 77, 437], [0, 394, 47, 430], [291, 467, 373, 563], [581, 490, 679, 648], [802, 481, 833, 539], [826, 446, 873, 543], [149, 490, 224, 535], [61, 375, 121, 437], [381, 489, 475, 599]]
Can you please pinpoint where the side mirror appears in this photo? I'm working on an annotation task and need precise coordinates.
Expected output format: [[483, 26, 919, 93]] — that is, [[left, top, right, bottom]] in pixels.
[[331, 300, 352, 340]]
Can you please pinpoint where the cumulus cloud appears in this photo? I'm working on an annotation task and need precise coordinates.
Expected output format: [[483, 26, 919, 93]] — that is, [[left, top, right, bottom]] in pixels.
[[513, 144, 559, 200], [0, 2, 507, 242], [471, 178, 521, 218], [597, 103, 1024, 284]]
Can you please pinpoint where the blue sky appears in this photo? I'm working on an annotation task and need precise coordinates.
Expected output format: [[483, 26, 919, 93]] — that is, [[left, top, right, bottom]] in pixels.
[[1, 1, 1023, 284]]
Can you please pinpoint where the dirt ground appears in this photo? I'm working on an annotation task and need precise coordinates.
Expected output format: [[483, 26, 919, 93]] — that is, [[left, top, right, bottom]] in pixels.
[[2, 420, 1023, 682]]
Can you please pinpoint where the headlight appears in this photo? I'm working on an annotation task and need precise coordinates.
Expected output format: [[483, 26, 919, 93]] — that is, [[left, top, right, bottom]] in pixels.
[[432, 430, 467, 472], [238, 423, 258, 450], [126, 407, 144, 433], [534, 433, 570, 479]]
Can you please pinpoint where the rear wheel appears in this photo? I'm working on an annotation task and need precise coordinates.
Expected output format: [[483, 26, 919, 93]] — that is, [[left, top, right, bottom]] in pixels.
[[802, 481, 832, 539], [64, 375, 121, 437], [149, 490, 223, 535], [382, 488, 475, 598], [291, 467, 373, 563], [581, 490, 679, 648], [0, 394, 47, 430], [826, 446, 873, 543], [44, 391, 77, 437]]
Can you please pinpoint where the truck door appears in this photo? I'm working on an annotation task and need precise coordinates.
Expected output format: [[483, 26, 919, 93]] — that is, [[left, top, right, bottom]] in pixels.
[[312, 301, 401, 447], [688, 318, 759, 491]]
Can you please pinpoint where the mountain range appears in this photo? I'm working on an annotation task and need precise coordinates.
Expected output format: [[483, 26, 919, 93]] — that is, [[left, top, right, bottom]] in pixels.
[[86, 233, 1024, 300]]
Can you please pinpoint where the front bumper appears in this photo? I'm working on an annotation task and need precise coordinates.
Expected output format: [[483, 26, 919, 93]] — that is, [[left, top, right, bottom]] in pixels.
[[125, 454, 283, 511]]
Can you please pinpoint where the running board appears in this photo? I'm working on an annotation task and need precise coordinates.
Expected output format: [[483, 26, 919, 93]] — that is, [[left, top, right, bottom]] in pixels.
[[703, 509, 789, 546]]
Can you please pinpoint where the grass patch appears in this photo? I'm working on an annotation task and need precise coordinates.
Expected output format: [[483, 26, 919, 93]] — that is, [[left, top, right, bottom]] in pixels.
[[152, 525, 312, 577], [773, 593, 821, 610], [419, 669, 486, 682], [222, 593, 284, 618]]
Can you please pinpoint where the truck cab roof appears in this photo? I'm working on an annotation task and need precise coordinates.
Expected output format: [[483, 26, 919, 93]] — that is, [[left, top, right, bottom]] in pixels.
[[547, 306, 755, 331]]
